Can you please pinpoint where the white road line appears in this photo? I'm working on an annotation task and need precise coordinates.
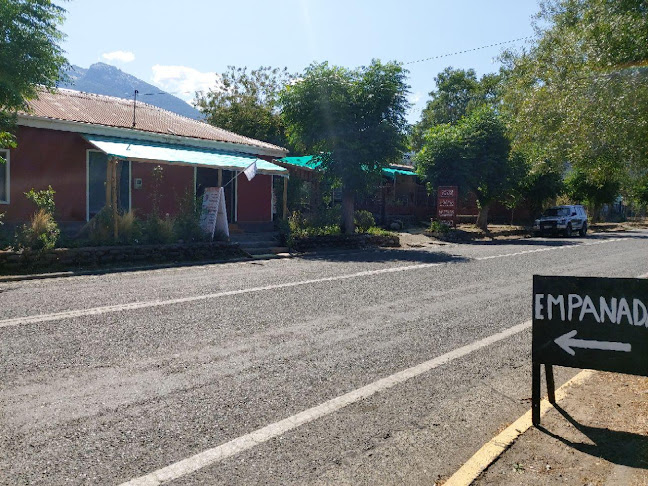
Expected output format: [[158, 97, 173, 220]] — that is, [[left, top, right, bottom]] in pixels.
[[0, 237, 632, 329], [119, 320, 532, 486], [0, 262, 443, 329]]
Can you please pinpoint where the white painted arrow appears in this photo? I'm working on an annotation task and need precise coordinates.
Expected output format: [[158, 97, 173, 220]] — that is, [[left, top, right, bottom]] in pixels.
[[554, 330, 632, 356]]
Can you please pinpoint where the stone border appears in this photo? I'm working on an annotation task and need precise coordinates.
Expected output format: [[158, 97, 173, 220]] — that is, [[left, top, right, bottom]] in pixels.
[[290, 233, 399, 252], [0, 242, 246, 274]]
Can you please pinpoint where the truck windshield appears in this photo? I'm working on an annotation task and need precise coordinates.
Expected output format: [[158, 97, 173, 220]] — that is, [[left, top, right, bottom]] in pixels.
[[543, 208, 570, 217]]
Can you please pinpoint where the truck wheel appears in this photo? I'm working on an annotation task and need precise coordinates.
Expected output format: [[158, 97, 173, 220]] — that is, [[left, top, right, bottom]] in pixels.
[[564, 224, 572, 238], [579, 222, 587, 236]]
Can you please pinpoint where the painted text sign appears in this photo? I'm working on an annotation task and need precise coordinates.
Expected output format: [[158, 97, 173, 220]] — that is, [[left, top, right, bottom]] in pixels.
[[437, 186, 458, 225], [533, 275, 648, 376]]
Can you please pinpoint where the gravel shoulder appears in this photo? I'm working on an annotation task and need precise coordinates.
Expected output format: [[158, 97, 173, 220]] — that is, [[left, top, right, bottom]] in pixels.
[[473, 371, 648, 486]]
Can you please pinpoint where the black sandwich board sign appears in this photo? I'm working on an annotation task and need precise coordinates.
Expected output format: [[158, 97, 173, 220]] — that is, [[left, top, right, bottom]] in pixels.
[[531, 275, 648, 425]]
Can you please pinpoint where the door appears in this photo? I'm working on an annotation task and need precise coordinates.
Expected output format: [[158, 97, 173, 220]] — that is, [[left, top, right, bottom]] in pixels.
[[87, 151, 130, 220]]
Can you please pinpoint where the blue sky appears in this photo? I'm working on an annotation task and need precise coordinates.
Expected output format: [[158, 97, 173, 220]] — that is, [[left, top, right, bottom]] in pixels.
[[61, 0, 541, 123]]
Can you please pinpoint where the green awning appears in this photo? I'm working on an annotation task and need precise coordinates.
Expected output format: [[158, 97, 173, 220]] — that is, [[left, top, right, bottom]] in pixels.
[[84, 135, 289, 177], [382, 168, 418, 180], [276, 155, 323, 170]]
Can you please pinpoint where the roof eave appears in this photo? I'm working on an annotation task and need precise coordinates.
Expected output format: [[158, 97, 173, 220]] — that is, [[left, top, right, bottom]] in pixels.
[[17, 114, 289, 158]]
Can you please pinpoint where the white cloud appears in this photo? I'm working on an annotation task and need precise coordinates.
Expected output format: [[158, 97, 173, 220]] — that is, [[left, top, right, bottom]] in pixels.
[[408, 91, 423, 104], [102, 50, 135, 63], [151, 65, 219, 104]]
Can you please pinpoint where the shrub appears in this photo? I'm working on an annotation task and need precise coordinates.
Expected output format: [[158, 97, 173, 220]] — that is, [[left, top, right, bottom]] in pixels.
[[173, 191, 208, 242], [25, 186, 56, 215], [16, 208, 60, 250], [82, 208, 142, 246], [354, 210, 375, 233], [366, 226, 395, 237], [429, 220, 451, 234], [141, 213, 175, 244], [117, 211, 141, 244]]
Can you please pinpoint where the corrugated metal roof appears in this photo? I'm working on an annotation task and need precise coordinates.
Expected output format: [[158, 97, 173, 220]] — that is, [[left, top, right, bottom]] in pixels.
[[21, 88, 287, 153]]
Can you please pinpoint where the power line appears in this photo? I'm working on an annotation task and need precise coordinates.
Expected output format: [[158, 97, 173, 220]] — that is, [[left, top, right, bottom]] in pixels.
[[404, 36, 533, 65], [127, 35, 535, 98]]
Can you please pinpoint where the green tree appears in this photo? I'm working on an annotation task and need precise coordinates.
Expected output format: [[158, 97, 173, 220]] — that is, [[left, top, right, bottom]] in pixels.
[[281, 60, 410, 234], [411, 67, 502, 150], [502, 0, 648, 185], [416, 107, 521, 231], [0, 0, 68, 151], [564, 167, 621, 222], [195, 66, 293, 148]]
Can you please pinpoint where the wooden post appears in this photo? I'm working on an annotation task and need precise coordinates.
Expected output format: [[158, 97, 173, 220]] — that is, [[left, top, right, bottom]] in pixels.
[[532, 362, 541, 426], [105, 160, 112, 211], [545, 364, 556, 404], [217, 168, 223, 187], [283, 176, 288, 220], [111, 158, 119, 241]]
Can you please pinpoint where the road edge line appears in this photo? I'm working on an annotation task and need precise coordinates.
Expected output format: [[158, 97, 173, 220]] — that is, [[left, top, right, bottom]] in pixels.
[[443, 369, 595, 486]]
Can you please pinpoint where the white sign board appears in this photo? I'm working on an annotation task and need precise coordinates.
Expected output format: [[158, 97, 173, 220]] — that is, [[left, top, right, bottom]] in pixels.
[[199, 187, 229, 239]]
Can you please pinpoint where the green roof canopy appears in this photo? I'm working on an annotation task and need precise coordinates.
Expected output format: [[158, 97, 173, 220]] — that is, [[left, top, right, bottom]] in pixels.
[[276, 155, 323, 170], [277, 155, 417, 180], [381, 167, 418, 180], [85, 135, 289, 176]]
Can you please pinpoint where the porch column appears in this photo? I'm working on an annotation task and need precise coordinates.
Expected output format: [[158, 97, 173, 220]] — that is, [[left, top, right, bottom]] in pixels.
[[283, 176, 288, 220], [217, 169, 223, 187], [110, 157, 119, 240]]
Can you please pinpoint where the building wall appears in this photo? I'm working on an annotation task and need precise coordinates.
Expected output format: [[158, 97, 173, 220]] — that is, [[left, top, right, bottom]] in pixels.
[[3, 126, 91, 223], [4, 125, 279, 226], [130, 162, 194, 217], [236, 173, 272, 222]]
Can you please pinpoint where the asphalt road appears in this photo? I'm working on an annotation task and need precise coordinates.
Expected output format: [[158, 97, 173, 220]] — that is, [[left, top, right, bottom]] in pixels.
[[1, 230, 646, 485]]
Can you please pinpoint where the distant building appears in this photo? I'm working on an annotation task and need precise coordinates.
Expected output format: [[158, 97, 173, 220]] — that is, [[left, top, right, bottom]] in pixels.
[[1, 89, 288, 231]]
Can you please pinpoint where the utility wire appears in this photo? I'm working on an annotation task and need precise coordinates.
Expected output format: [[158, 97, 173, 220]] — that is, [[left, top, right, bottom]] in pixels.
[[404, 36, 533, 65], [125, 35, 535, 98]]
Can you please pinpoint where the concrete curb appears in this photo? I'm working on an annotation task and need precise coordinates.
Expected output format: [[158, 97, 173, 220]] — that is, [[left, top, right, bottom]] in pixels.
[[444, 370, 595, 486], [0, 257, 254, 283]]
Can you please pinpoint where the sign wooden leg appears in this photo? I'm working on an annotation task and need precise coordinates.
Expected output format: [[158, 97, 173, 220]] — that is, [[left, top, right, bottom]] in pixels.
[[545, 364, 556, 404], [532, 362, 541, 426]]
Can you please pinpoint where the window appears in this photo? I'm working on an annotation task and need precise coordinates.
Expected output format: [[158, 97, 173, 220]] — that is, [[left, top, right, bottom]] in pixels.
[[0, 149, 9, 204]]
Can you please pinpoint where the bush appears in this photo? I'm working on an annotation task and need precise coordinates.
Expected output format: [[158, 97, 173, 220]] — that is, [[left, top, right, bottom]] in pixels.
[[141, 214, 175, 244], [429, 220, 451, 234], [82, 208, 142, 246], [173, 191, 208, 242], [24, 186, 56, 215], [354, 210, 375, 233], [16, 208, 60, 250], [366, 226, 395, 237]]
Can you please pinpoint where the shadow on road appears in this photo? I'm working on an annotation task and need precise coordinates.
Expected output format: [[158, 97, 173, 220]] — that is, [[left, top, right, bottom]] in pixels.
[[298, 247, 469, 265], [538, 404, 648, 469]]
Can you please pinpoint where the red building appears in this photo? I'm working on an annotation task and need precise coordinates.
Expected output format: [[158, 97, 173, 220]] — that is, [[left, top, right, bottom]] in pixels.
[[0, 89, 288, 230]]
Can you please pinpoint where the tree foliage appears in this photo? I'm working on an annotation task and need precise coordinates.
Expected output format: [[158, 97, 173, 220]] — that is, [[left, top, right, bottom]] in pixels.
[[0, 0, 68, 149], [281, 60, 410, 233], [196, 66, 293, 148], [502, 0, 648, 201], [411, 67, 502, 150], [416, 107, 523, 230]]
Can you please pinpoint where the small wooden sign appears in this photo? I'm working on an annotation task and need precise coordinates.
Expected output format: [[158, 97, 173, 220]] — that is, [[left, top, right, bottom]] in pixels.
[[437, 186, 458, 226], [531, 275, 648, 424]]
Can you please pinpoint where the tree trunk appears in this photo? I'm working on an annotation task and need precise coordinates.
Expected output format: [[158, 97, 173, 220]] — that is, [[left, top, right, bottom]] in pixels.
[[476, 202, 490, 231], [341, 187, 355, 235]]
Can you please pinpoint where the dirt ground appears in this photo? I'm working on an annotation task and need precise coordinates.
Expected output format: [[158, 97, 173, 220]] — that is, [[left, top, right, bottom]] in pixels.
[[473, 372, 648, 486], [397, 221, 648, 248]]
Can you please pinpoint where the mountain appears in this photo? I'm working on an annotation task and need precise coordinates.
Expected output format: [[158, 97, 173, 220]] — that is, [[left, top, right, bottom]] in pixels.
[[59, 63, 203, 120]]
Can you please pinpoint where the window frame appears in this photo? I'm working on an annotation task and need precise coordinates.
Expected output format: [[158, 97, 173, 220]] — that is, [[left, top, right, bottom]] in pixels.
[[0, 149, 9, 204]]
